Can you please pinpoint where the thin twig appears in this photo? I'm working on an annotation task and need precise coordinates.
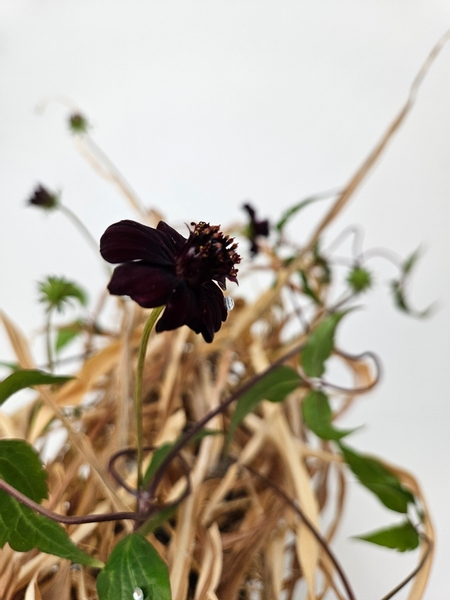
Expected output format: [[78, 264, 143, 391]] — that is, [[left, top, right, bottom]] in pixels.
[[0, 478, 139, 524], [322, 225, 364, 260], [76, 135, 148, 218], [244, 464, 357, 600], [305, 28, 450, 251], [58, 203, 101, 257], [379, 536, 433, 600], [108, 447, 140, 497], [319, 350, 382, 395], [108, 446, 193, 525]]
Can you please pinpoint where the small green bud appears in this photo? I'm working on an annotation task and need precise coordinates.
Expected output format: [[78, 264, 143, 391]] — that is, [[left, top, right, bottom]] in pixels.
[[68, 112, 89, 134], [347, 266, 373, 293]]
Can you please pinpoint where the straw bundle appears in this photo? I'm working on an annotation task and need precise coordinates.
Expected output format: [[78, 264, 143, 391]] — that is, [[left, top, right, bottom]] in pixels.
[[1, 29, 446, 600]]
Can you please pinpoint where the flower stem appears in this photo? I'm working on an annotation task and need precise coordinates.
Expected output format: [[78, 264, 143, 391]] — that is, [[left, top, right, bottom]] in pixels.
[[77, 134, 148, 218], [58, 203, 100, 256], [45, 309, 54, 373], [135, 307, 164, 491]]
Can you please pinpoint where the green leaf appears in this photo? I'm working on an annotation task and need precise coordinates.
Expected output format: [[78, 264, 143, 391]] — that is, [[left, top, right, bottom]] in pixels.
[[143, 443, 173, 488], [140, 504, 178, 536], [275, 190, 337, 234], [299, 270, 322, 304], [340, 444, 415, 513], [354, 520, 420, 552], [188, 428, 224, 443], [55, 325, 82, 353], [402, 247, 422, 275], [390, 247, 434, 318], [0, 440, 101, 567], [38, 276, 87, 313], [227, 366, 302, 446], [0, 361, 19, 372], [0, 369, 73, 405], [0, 440, 48, 502], [0, 493, 102, 566], [96, 533, 171, 600], [302, 390, 354, 440], [391, 280, 433, 319], [301, 311, 347, 377], [312, 244, 332, 285]]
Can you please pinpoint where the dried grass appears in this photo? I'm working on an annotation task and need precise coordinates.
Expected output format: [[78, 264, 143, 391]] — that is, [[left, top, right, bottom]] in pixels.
[[1, 29, 447, 600], [0, 252, 434, 599]]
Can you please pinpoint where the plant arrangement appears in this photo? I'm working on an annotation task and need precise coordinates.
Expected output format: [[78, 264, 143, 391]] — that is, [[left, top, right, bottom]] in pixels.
[[0, 33, 446, 600]]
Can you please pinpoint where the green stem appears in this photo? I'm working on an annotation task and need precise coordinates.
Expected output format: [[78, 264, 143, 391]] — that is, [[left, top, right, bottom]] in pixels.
[[135, 307, 164, 491], [59, 204, 111, 276], [46, 309, 54, 373], [58, 203, 101, 256]]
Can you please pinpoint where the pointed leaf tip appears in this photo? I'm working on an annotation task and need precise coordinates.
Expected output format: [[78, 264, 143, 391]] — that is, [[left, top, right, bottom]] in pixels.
[[96, 534, 171, 600], [354, 520, 419, 552], [302, 390, 355, 440], [0, 369, 73, 405], [301, 311, 348, 377]]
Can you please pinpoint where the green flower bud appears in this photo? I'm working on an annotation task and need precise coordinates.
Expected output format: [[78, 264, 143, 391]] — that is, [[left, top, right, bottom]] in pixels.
[[68, 112, 89, 134], [347, 266, 373, 293]]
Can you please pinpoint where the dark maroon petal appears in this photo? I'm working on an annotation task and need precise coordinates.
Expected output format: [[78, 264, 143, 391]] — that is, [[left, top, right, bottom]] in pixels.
[[250, 240, 259, 255], [243, 203, 256, 220], [189, 282, 227, 343], [255, 219, 269, 237], [107, 262, 176, 307], [155, 281, 197, 333], [100, 220, 174, 266], [157, 221, 187, 252], [217, 276, 227, 291], [198, 307, 216, 343]]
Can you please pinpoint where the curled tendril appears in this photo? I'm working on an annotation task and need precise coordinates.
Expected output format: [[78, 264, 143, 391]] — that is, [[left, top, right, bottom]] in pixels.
[[108, 446, 192, 523]]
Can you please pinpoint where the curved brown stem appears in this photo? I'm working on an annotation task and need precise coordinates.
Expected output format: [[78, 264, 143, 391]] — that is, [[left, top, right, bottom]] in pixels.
[[244, 464, 357, 600], [379, 535, 433, 600], [319, 350, 382, 394], [0, 478, 139, 524], [108, 446, 192, 525], [108, 447, 141, 497]]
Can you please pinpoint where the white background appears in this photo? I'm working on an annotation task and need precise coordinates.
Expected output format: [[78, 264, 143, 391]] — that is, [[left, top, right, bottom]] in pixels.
[[1, 2, 450, 598]]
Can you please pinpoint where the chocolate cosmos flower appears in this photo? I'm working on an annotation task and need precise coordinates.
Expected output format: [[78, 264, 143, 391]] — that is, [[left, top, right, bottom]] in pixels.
[[27, 185, 58, 210], [100, 220, 241, 343], [242, 203, 269, 255]]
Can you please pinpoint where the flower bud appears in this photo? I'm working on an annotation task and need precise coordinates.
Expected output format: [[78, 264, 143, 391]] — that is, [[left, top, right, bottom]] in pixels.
[[27, 185, 59, 210]]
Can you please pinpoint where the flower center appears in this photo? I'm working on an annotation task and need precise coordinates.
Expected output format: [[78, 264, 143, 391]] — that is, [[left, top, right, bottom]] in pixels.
[[175, 222, 241, 289]]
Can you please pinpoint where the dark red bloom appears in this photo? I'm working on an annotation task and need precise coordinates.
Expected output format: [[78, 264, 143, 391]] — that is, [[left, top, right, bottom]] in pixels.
[[100, 220, 241, 343], [242, 203, 269, 255], [27, 185, 58, 210]]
